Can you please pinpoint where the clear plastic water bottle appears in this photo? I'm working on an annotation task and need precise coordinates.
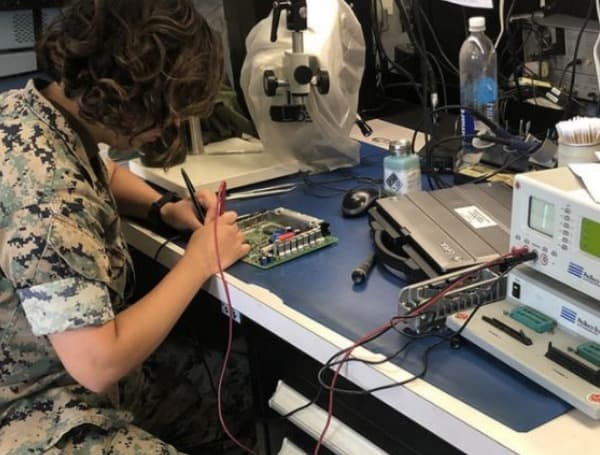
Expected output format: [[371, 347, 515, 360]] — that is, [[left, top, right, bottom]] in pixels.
[[383, 139, 421, 196], [459, 16, 498, 153]]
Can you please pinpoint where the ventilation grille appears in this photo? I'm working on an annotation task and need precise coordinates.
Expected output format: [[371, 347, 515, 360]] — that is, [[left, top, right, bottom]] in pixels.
[[12, 11, 34, 44]]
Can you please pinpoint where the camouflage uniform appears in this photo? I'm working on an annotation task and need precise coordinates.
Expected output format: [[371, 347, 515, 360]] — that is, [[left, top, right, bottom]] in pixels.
[[0, 80, 253, 454]]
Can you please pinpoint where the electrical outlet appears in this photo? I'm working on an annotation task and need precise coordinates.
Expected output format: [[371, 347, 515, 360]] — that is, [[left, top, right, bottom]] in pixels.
[[221, 302, 242, 324]]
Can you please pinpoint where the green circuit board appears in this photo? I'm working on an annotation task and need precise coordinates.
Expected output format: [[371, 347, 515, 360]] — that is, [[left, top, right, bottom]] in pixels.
[[238, 207, 337, 269]]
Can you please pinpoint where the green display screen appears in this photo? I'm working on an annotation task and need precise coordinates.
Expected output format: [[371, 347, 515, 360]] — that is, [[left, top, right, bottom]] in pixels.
[[581, 218, 600, 259]]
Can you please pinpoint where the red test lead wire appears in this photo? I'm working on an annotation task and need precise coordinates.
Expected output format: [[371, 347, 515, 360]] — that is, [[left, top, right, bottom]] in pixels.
[[213, 180, 257, 455]]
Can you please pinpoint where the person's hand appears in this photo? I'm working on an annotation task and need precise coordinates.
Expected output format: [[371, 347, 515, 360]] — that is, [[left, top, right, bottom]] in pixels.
[[183, 211, 250, 277], [160, 188, 218, 231]]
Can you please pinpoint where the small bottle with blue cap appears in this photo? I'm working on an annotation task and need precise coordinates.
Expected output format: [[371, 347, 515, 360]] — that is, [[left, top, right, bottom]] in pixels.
[[383, 139, 421, 196]]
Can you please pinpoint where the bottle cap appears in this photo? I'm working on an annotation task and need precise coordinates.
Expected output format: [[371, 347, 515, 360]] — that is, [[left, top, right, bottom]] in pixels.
[[388, 139, 411, 156], [469, 17, 486, 32]]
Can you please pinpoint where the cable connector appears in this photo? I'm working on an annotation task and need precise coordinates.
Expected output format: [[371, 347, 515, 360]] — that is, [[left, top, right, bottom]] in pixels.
[[510, 246, 530, 256], [503, 247, 538, 267], [545, 86, 569, 108]]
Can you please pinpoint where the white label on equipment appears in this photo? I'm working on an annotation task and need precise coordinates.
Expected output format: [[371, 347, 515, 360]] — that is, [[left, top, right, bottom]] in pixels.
[[455, 206, 497, 229], [441, 0, 493, 8]]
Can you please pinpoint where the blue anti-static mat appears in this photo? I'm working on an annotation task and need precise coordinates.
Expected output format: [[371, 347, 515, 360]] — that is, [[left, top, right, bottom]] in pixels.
[[191, 146, 573, 432]]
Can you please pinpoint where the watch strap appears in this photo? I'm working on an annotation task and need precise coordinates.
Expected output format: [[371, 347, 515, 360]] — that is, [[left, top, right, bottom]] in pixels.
[[147, 192, 181, 231]]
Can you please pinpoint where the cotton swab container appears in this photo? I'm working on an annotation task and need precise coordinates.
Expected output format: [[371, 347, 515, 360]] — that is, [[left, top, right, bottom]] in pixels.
[[556, 117, 600, 167], [557, 143, 599, 166]]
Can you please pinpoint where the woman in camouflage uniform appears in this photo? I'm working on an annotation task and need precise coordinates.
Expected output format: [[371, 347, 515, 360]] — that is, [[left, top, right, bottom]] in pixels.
[[0, 0, 253, 453]]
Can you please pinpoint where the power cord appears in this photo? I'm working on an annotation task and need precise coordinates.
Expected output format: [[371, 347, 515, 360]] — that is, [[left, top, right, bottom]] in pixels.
[[272, 314, 431, 421], [316, 328, 447, 395], [301, 172, 382, 198], [594, 0, 600, 95], [153, 234, 184, 262], [563, 0, 595, 116]]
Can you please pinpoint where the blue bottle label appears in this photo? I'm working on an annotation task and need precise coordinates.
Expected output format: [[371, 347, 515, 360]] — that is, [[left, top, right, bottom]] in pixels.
[[475, 77, 498, 105], [461, 109, 475, 153]]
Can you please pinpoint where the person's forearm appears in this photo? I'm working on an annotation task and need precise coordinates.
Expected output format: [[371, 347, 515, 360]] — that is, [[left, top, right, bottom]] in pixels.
[[105, 255, 210, 381], [50, 255, 212, 393], [109, 160, 163, 220]]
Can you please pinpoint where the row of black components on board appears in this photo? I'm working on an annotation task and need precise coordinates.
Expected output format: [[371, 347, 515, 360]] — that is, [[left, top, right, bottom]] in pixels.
[[237, 207, 337, 269]]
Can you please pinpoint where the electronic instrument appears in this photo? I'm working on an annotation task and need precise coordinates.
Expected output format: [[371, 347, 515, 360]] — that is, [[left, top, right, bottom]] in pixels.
[[447, 167, 600, 419]]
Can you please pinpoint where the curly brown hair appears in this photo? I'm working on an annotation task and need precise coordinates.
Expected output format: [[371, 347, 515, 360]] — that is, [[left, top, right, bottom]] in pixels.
[[37, 0, 224, 167]]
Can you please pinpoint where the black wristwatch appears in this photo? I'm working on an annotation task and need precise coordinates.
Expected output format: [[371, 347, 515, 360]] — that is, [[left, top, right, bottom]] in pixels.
[[147, 191, 181, 231]]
